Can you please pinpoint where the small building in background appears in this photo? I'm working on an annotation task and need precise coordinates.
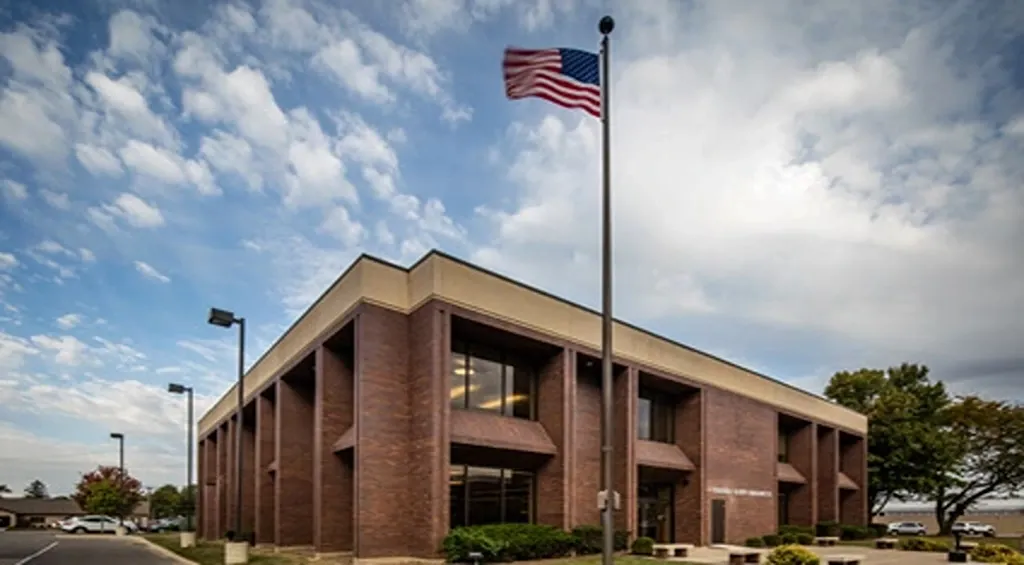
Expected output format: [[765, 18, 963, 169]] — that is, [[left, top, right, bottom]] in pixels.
[[877, 498, 1024, 535], [0, 497, 151, 529]]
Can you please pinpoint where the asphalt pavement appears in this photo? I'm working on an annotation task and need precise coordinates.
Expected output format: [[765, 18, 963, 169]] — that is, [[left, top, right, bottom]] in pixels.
[[0, 530, 182, 565]]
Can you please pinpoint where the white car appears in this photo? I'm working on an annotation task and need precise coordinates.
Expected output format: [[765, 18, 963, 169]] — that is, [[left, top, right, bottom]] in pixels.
[[61, 515, 138, 534], [887, 521, 928, 536], [952, 522, 996, 537]]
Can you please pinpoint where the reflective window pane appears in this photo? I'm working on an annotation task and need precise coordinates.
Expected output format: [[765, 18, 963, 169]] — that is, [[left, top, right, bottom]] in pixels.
[[449, 342, 535, 420], [468, 347, 503, 413], [637, 397, 652, 440], [451, 346, 469, 410], [466, 466, 502, 525], [449, 466, 466, 528], [511, 362, 533, 419], [504, 471, 533, 523], [638, 390, 674, 443]]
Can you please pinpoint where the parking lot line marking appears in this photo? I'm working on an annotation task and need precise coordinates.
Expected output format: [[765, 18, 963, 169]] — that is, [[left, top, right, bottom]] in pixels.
[[14, 541, 58, 565]]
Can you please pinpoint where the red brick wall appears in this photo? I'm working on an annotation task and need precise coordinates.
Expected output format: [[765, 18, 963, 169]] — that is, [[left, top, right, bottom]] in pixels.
[[406, 304, 448, 557], [241, 417, 256, 535], [787, 423, 817, 526], [275, 375, 314, 547], [613, 368, 637, 534], [674, 389, 704, 544], [197, 438, 208, 539], [703, 388, 777, 542], [573, 359, 602, 527], [313, 342, 355, 553], [355, 305, 412, 557], [839, 434, 867, 525], [254, 393, 275, 545], [817, 427, 839, 522], [225, 419, 235, 533], [537, 349, 572, 530], [217, 423, 227, 537]]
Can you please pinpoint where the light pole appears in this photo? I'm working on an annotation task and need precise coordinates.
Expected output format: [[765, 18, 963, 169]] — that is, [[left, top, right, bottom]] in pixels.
[[109, 432, 125, 528], [168, 382, 194, 533], [208, 307, 245, 539]]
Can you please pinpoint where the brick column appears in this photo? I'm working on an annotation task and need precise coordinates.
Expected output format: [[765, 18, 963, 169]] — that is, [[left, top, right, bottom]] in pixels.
[[613, 367, 637, 535], [313, 343, 355, 553], [839, 435, 867, 525], [275, 376, 315, 547], [217, 424, 228, 538], [674, 389, 704, 545], [816, 427, 839, 522], [407, 305, 448, 557], [254, 393, 275, 545], [224, 418, 235, 533], [537, 348, 573, 530], [197, 438, 206, 539], [788, 422, 817, 526], [204, 436, 218, 540], [242, 415, 256, 535]]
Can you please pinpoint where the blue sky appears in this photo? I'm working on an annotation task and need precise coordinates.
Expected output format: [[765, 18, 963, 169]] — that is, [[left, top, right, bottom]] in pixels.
[[0, 0, 1022, 495]]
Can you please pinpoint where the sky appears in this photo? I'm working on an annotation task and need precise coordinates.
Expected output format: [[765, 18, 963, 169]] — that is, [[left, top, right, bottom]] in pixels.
[[0, 0, 1022, 496]]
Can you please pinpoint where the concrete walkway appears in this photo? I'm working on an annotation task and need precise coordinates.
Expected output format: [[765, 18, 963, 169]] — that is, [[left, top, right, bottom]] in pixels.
[[660, 544, 952, 565]]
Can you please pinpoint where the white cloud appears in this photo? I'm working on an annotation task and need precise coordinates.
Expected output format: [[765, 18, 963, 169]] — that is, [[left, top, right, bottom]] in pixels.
[[106, 9, 167, 64], [29, 335, 90, 366], [40, 189, 71, 209], [56, 313, 83, 329], [74, 143, 124, 176], [0, 331, 38, 370], [0, 253, 17, 270], [89, 192, 165, 230], [319, 205, 365, 246], [79, 248, 96, 262], [134, 260, 171, 283], [3, 180, 28, 200]]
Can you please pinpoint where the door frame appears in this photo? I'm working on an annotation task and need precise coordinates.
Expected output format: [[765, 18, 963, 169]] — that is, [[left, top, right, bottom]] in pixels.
[[710, 499, 726, 544]]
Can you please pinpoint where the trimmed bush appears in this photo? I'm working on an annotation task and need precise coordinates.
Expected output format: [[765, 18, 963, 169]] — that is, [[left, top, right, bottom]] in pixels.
[[441, 524, 575, 562], [778, 525, 814, 537], [570, 525, 630, 554], [898, 538, 950, 553], [839, 525, 874, 541], [631, 536, 655, 556], [762, 534, 783, 547], [815, 521, 840, 537], [796, 533, 814, 545], [780, 533, 799, 545], [868, 523, 889, 538], [970, 543, 1021, 564], [766, 544, 821, 565], [746, 537, 766, 548]]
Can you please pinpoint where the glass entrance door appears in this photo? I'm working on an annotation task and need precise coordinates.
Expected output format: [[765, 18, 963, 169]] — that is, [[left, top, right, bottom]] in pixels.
[[637, 483, 674, 543]]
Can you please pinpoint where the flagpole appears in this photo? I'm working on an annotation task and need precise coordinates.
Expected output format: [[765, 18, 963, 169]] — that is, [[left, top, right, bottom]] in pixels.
[[598, 14, 616, 565]]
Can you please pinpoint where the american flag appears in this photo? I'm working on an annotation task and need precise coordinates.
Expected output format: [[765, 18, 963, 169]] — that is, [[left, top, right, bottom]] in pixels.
[[502, 47, 601, 118]]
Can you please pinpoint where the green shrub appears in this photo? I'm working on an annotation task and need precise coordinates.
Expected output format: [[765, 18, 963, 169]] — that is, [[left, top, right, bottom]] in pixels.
[[746, 537, 766, 548], [631, 536, 655, 556], [796, 533, 814, 545], [868, 523, 889, 538], [570, 525, 630, 554], [1007, 555, 1024, 565], [839, 525, 873, 541], [778, 525, 814, 537], [780, 533, 799, 545], [815, 521, 839, 537], [766, 544, 821, 565], [762, 534, 782, 547], [441, 524, 575, 562], [898, 538, 950, 553], [970, 543, 1021, 563]]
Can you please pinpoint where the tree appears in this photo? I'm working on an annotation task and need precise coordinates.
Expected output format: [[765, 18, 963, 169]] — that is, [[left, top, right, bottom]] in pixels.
[[0, 484, 10, 495], [824, 363, 956, 516], [149, 484, 181, 519], [72, 466, 143, 519], [177, 484, 196, 518], [24, 479, 48, 499], [928, 397, 1024, 533]]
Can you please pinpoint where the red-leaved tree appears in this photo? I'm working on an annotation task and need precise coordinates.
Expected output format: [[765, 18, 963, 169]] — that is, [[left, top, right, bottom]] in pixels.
[[72, 465, 144, 518]]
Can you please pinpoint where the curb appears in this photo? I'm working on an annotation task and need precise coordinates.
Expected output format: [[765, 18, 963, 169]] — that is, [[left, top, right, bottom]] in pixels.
[[133, 536, 200, 565]]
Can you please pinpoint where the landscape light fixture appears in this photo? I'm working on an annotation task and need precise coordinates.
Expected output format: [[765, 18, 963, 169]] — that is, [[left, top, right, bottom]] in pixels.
[[168, 382, 195, 533], [207, 306, 246, 539]]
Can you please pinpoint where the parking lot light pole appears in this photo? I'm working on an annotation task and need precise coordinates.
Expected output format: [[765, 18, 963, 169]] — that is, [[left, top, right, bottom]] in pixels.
[[109, 432, 125, 528], [168, 382, 195, 532], [207, 307, 245, 539]]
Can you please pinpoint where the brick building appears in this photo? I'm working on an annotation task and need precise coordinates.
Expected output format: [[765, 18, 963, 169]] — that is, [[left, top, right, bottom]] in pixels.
[[196, 250, 868, 561]]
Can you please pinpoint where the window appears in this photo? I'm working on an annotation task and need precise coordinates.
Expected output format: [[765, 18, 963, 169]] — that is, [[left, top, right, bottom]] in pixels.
[[778, 490, 789, 526], [449, 465, 534, 528], [450, 341, 534, 419], [778, 430, 789, 463], [637, 388, 674, 443]]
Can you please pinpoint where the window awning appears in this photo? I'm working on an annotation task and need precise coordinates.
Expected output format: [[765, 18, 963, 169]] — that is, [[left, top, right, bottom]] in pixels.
[[332, 426, 354, 453], [838, 472, 859, 490], [450, 409, 557, 455], [636, 439, 696, 471], [777, 462, 807, 484]]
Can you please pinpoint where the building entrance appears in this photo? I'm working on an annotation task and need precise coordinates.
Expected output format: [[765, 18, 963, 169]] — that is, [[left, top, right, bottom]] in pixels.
[[637, 483, 674, 543]]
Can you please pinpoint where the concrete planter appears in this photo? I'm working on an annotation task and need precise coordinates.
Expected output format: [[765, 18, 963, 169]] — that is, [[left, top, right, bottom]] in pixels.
[[225, 541, 250, 564], [114, 526, 127, 536], [180, 531, 196, 548]]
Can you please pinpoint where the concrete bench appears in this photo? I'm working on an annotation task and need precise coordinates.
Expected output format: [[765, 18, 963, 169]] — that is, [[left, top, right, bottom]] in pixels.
[[826, 555, 864, 565], [728, 550, 761, 565], [875, 538, 898, 549], [958, 542, 977, 551], [816, 536, 840, 547], [652, 544, 695, 558]]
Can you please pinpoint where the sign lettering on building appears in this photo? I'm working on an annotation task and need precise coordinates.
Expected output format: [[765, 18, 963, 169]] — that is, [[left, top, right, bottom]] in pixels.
[[708, 486, 773, 498]]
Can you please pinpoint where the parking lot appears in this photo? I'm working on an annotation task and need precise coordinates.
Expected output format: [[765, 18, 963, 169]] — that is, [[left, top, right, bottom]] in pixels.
[[0, 530, 180, 564]]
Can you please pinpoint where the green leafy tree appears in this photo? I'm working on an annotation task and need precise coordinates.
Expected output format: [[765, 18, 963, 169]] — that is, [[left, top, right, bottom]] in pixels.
[[0, 484, 10, 495], [177, 484, 196, 518], [149, 484, 181, 519], [24, 479, 48, 499], [72, 466, 143, 519], [824, 363, 956, 516], [928, 397, 1024, 533]]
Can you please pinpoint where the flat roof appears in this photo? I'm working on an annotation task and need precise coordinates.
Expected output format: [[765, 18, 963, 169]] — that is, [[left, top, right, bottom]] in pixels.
[[198, 250, 868, 435]]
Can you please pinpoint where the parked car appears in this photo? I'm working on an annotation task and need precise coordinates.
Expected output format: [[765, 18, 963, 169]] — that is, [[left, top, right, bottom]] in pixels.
[[61, 515, 138, 534], [147, 517, 184, 533], [951, 521, 996, 537], [887, 521, 928, 536]]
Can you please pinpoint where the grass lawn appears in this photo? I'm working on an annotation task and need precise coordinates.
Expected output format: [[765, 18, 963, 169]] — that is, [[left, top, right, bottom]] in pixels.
[[144, 533, 312, 564], [839, 535, 1023, 550]]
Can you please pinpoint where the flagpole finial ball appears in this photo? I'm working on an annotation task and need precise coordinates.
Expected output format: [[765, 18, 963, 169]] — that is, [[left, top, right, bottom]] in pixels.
[[598, 16, 614, 35]]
